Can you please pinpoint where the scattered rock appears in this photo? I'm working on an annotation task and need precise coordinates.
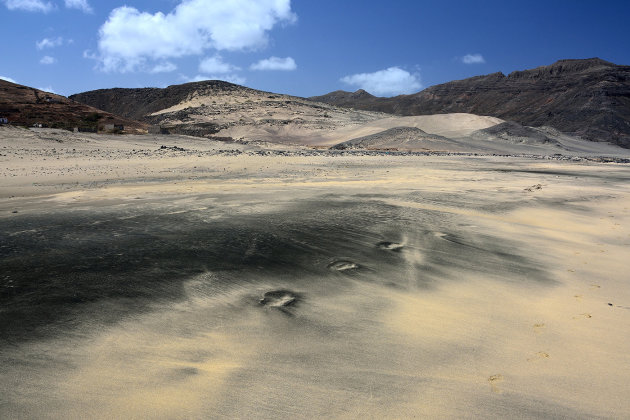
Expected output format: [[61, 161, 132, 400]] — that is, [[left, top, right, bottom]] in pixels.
[[524, 184, 543, 192], [159, 145, 186, 151]]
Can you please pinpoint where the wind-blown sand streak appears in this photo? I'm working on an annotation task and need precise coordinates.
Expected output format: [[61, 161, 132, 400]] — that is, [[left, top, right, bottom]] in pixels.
[[1, 129, 629, 419]]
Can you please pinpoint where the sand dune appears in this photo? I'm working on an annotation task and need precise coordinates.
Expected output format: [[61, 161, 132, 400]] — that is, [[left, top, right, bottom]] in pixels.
[[326, 113, 506, 142], [216, 112, 628, 158], [216, 113, 504, 147]]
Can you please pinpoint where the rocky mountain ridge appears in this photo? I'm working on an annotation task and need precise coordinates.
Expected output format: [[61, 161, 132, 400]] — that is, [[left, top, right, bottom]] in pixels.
[[310, 58, 630, 147]]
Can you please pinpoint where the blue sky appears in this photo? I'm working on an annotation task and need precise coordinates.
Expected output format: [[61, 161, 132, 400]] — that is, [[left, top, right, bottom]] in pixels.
[[1, 0, 629, 98]]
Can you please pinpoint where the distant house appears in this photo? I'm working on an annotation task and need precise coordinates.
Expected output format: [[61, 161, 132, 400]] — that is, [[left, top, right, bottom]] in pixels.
[[76, 127, 97, 133], [0, 117, 8, 124], [103, 123, 124, 132], [148, 125, 170, 134]]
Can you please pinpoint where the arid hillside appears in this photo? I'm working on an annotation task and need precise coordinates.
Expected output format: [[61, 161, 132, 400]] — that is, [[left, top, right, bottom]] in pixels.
[[0, 79, 147, 133], [310, 58, 630, 147], [70, 80, 387, 142]]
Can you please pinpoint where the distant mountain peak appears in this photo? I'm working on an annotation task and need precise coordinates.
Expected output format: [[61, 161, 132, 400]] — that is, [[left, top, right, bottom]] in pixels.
[[353, 89, 374, 97]]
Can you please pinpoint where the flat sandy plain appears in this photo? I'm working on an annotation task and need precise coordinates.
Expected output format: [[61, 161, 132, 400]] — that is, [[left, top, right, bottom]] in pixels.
[[1, 125, 630, 419]]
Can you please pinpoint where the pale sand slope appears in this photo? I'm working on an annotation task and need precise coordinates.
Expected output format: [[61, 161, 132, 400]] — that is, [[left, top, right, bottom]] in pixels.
[[216, 113, 503, 146], [215, 113, 630, 158], [316, 113, 506, 145], [1, 129, 630, 419]]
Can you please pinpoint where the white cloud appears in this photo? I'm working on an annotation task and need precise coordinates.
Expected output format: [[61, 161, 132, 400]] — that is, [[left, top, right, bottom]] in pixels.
[[199, 55, 240, 74], [96, 0, 296, 72], [40, 55, 57, 64], [36, 37, 63, 50], [340, 67, 422, 96], [149, 62, 177, 74], [181, 73, 246, 85], [0, 75, 18, 83], [3, 0, 54, 12], [462, 53, 485, 64], [82, 49, 96, 59], [36, 86, 56, 94], [250, 56, 296, 71], [65, 0, 92, 13]]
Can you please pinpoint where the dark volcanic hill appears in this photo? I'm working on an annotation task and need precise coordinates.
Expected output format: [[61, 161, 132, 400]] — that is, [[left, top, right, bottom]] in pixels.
[[69, 80, 251, 121], [0, 79, 147, 133], [330, 126, 450, 150], [310, 58, 630, 147], [311, 89, 378, 109]]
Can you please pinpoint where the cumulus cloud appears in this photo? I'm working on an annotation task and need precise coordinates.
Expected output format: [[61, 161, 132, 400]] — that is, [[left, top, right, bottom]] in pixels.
[[250, 56, 296, 71], [181, 73, 246, 85], [149, 62, 177, 74], [199, 55, 240, 74], [36, 37, 63, 49], [96, 0, 296, 72], [462, 53, 485, 64], [0, 75, 18, 83], [340, 67, 422, 96], [3, 0, 54, 12], [40, 55, 57, 64], [65, 0, 92, 13]]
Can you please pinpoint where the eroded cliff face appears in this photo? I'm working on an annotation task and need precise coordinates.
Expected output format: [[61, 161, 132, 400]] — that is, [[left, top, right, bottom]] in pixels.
[[310, 58, 630, 147]]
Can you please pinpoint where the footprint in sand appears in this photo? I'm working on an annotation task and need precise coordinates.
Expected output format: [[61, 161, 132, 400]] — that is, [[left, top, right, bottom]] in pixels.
[[327, 260, 359, 272], [488, 374, 504, 393], [590, 284, 601, 290], [533, 323, 546, 333], [376, 241, 404, 252], [259, 289, 300, 314], [573, 313, 592, 319]]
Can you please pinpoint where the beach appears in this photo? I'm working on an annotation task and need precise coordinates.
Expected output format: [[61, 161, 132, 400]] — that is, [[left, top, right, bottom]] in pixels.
[[1, 128, 630, 418]]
